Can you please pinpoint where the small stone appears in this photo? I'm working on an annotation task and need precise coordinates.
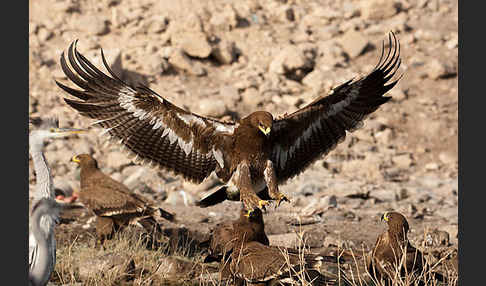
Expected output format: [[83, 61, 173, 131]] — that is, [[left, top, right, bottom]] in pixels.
[[76, 14, 108, 36], [241, 87, 262, 107], [426, 59, 448, 80], [425, 162, 440, 171], [269, 46, 313, 81], [360, 0, 398, 20], [374, 128, 393, 145], [211, 40, 235, 64], [105, 151, 133, 169], [169, 49, 207, 76], [268, 233, 301, 248], [209, 4, 239, 31], [37, 27, 53, 42], [339, 29, 370, 58], [196, 98, 227, 117], [172, 31, 212, 58], [392, 153, 413, 168]]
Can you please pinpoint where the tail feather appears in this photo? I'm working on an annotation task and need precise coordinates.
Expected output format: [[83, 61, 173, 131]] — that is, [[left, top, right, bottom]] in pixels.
[[195, 186, 229, 207], [157, 208, 175, 222]]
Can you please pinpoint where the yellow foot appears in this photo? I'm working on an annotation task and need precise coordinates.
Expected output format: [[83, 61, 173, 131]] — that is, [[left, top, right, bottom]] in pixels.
[[274, 193, 290, 208]]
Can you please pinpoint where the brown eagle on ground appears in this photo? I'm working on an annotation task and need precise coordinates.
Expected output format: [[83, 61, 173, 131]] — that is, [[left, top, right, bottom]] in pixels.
[[56, 32, 401, 214], [203, 206, 269, 263], [71, 154, 175, 246], [367, 211, 425, 284]]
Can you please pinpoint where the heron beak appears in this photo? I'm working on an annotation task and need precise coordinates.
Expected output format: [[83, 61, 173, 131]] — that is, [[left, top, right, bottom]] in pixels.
[[258, 126, 271, 136], [71, 155, 80, 163], [54, 127, 88, 137]]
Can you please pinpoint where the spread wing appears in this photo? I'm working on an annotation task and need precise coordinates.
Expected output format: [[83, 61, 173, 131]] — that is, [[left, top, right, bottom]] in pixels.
[[269, 32, 401, 183], [56, 41, 235, 183]]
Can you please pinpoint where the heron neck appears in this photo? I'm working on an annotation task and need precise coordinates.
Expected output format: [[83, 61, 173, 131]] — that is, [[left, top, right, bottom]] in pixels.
[[30, 208, 54, 286], [30, 145, 54, 200]]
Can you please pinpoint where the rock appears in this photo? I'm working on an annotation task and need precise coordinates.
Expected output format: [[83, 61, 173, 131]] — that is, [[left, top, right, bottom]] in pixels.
[[209, 4, 239, 31], [211, 40, 236, 64], [374, 128, 394, 145], [360, 0, 399, 20], [300, 195, 337, 216], [426, 58, 456, 80], [302, 69, 327, 91], [37, 27, 53, 42], [424, 229, 450, 247], [196, 97, 228, 117], [122, 167, 147, 189], [155, 256, 215, 280], [339, 29, 370, 59], [370, 189, 398, 202], [392, 153, 413, 168], [172, 31, 212, 58], [323, 236, 345, 248], [241, 87, 262, 107], [168, 49, 207, 76], [269, 46, 313, 81], [76, 252, 135, 282], [439, 151, 457, 165], [268, 233, 302, 248], [105, 151, 133, 169], [76, 14, 108, 35]]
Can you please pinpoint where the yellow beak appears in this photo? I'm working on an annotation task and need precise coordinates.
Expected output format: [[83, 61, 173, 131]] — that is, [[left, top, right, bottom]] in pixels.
[[381, 212, 389, 222], [258, 126, 271, 136], [71, 155, 80, 163]]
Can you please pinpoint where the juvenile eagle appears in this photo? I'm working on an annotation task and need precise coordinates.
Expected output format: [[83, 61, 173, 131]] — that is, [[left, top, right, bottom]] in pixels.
[[71, 154, 175, 246], [57, 32, 401, 213], [367, 211, 425, 284]]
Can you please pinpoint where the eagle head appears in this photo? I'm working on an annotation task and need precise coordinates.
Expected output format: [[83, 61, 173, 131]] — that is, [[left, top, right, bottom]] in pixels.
[[249, 111, 273, 137]]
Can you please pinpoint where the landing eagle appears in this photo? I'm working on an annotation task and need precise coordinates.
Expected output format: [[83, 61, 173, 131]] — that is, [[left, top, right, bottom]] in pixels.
[[56, 32, 401, 213]]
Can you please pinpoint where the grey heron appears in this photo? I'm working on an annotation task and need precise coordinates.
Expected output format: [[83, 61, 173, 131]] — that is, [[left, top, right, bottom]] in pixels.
[[28, 198, 62, 286], [28, 117, 86, 285]]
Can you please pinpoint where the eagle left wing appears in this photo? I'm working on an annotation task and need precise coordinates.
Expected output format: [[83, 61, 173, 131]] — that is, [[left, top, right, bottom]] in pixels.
[[269, 32, 401, 183], [56, 41, 236, 184]]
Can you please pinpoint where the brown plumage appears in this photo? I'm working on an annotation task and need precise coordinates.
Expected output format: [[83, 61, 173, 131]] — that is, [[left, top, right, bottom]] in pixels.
[[57, 32, 401, 213], [368, 211, 425, 284], [229, 241, 333, 285], [204, 206, 269, 263], [71, 154, 175, 246]]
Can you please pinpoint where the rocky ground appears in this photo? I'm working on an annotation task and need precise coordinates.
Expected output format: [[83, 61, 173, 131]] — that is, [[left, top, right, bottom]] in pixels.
[[29, 0, 458, 284]]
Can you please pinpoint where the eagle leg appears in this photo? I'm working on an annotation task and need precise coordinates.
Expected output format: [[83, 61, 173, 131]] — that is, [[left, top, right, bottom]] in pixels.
[[264, 160, 290, 208], [95, 216, 115, 248], [235, 162, 269, 213]]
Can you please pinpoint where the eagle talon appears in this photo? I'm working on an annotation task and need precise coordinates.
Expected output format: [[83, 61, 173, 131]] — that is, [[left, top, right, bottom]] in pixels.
[[274, 193, 290, 209]]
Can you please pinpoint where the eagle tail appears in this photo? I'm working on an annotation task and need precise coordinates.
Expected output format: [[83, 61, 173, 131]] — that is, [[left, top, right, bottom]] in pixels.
[[157, 208, 176, 222], [195, 186, 229, 207]]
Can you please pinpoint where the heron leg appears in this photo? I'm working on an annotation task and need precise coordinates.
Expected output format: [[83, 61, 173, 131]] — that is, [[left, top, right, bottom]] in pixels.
[[264, 160, 289, 208]]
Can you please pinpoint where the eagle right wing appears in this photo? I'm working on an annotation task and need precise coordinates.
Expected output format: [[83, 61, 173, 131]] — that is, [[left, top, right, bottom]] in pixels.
[[269, 32, 401, 184]]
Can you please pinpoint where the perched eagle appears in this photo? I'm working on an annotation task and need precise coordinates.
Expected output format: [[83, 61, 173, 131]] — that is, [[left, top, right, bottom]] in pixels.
[[71, 154, 175, 246], [56, 32, 401, 213], [367, 211, 425, 284], [202, 206, 269, 263]]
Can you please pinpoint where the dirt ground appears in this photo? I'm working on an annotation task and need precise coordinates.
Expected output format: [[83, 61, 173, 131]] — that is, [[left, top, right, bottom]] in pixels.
[[29, 0, 458, 284]]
